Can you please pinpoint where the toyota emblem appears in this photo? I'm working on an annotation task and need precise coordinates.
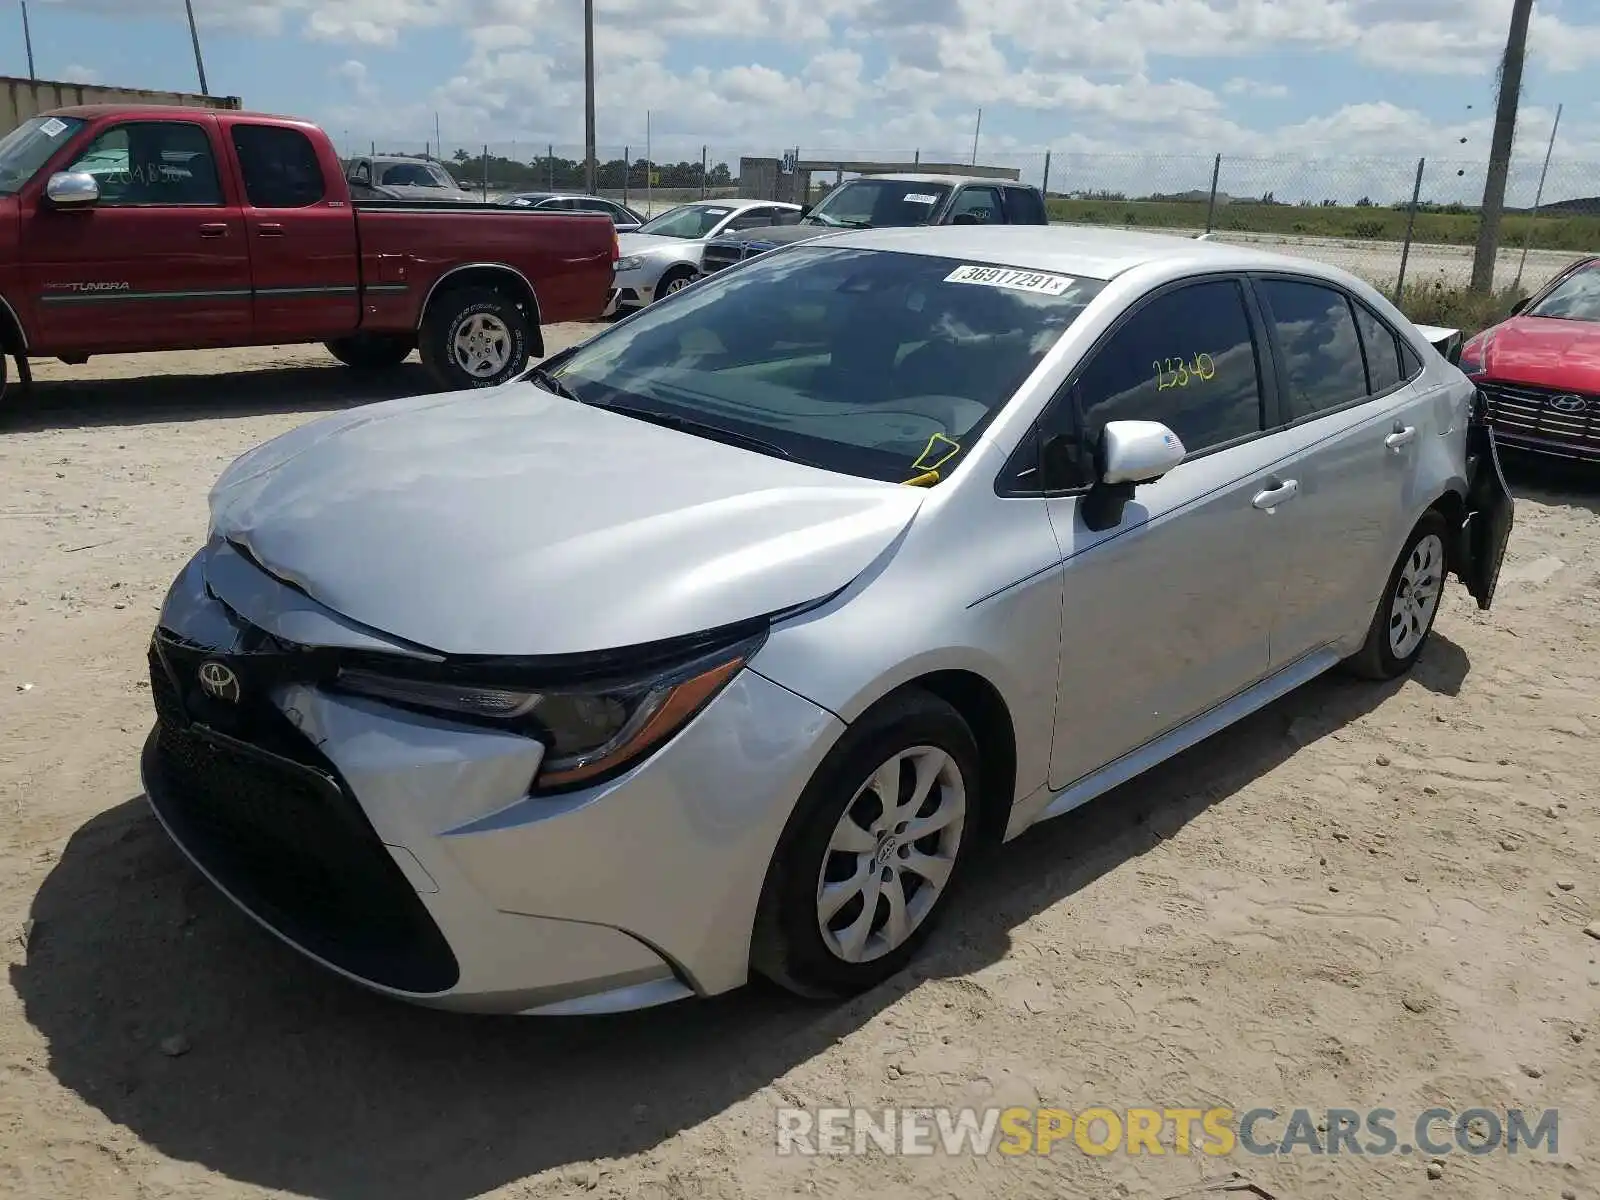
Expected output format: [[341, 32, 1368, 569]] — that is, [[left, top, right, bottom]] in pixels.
[[1550, 394, 1589, 414], [197, 660, 242, 703]]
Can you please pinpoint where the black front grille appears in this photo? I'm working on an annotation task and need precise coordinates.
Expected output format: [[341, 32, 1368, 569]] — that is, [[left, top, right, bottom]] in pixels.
[[145, 635, 460, 995], [1481, 382, 1600, 459], [700, 243, 748, 274]]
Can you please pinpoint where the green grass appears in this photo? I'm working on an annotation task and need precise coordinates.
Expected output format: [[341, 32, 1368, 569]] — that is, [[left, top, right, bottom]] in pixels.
[[1389, 280, 1528, 336], [1046, 197, 1600, 254]]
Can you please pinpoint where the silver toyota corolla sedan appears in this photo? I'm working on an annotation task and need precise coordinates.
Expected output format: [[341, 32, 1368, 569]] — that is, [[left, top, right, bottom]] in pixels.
[[142, 226, 1514, 1016]]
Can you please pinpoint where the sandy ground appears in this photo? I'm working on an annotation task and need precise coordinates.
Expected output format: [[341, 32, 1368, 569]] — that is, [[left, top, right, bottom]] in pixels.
[[2, 336, 1600, 1200]]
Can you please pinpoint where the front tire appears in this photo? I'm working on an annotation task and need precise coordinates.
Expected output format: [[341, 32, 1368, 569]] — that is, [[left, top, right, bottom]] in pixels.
[[654, 266, 696, 302], [751, 690, 981, 1000], [418, 287, 532, 391], [1345, 511, 1449, 680], [324, 333, 415, 370]]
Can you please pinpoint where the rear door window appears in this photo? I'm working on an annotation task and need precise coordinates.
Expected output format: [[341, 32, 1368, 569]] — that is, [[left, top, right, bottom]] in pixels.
[[1002, 186, 1049, 225], [232, 124, 326, 208], [1255, 278, 1368, 421], [1352, 302, 1404, 395]]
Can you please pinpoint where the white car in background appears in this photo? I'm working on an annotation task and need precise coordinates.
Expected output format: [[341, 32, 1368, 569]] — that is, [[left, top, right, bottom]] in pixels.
[[609, 198, 802, 310]]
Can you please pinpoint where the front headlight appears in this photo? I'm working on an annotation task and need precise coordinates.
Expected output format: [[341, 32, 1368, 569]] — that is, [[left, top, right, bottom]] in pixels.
[[333, 636, 758, 792], [614, 255, 644, 271]]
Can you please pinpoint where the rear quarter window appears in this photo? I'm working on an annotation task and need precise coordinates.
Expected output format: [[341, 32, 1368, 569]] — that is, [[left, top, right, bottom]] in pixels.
[[1003, 187, 1049, 225]]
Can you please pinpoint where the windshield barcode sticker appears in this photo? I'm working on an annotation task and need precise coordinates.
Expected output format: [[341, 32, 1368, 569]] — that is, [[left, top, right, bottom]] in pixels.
[[903, 193, 939, 204], [944, 265, 1074, 295], [39, 117, 69, 138]]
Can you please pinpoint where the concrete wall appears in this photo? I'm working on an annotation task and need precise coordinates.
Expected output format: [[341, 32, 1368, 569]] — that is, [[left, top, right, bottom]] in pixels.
[[2, 76, 241, 134]]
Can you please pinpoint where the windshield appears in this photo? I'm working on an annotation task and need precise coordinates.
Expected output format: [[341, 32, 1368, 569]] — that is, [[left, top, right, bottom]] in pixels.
[[805, 179, 951, 229], [1526, 262, 1600, 322], [548, 246, 1105, 483], [0, 115, 86, 195], [381, 162, 450, 187], [638, 203, 736, 239]]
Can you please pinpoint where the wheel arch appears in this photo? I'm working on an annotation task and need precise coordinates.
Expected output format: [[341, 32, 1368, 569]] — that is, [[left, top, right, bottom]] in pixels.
[[854, 669, 1019, 855], [0, 293, 27, 354], [419, 264, 544, 357]]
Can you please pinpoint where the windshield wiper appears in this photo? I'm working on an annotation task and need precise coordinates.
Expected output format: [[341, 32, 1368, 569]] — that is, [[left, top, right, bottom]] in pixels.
[[524, 365, 583, 402], [600, 402, 792, 460]]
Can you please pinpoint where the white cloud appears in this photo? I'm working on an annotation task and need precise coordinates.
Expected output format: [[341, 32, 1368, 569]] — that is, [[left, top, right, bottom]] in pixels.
[[60, 63, 101, 84], [1224, 78, 1290, 99]]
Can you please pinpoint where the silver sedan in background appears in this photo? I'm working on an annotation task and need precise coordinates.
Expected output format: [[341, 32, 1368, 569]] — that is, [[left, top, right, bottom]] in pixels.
[[609, 198, 802, 310], [142, 227, 1512, 1016]]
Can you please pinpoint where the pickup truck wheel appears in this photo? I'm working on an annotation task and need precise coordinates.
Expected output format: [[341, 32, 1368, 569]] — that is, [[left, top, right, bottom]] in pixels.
[[420, 288, 532, 391], [324, 334, 415, 370]]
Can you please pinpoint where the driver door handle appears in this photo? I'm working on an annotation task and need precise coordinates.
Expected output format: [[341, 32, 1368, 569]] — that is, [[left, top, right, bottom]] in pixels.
[[1385, 425, 1416, 451], [198, 223, 228, 238], [256, 223, 285, 237], [1252, 478, 1300, 511]]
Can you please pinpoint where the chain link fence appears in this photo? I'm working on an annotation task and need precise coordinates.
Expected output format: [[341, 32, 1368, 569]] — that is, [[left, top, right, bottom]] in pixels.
[[333, 133, 1600, 298]]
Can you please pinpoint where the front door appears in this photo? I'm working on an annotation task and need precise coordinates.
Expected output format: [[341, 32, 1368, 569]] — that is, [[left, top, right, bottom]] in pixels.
[[1040, 277, 1297, 791], [22, 117, 251, 351], [225, 121, 359, 341]]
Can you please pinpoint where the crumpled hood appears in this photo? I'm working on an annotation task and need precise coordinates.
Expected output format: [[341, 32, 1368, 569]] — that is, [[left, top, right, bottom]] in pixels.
[[1474, 316, 1600, 392], [207, 383, 924, 657]]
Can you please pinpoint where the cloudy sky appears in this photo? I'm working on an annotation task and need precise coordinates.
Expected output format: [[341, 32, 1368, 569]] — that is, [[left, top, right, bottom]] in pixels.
[[9, 0, 1600, 201]]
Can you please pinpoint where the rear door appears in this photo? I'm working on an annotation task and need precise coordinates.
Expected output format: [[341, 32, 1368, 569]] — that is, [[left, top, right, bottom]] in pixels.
[[226, 121, 359, 341], [1250, 275, 1436, 665], [1460, 398, 1515, 610], [21, 117, 251, 350]]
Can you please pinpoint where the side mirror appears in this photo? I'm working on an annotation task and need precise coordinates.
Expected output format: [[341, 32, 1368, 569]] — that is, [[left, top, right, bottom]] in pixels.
[[45, 171, 100, 208], [1510, 296, 1530, 315], [798, 204, 812, 218], [951, 212, 982, 225], [1101, 420, 1186, 485]]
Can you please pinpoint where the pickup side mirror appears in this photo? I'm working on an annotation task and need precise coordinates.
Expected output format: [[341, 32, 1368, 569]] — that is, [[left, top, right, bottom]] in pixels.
[[45, 171, 100, 208], [950, 212, 982, 225], [798, 204, 812, 218], [1510, 296, 1530, 315], [1081, 420, 1187, 532]]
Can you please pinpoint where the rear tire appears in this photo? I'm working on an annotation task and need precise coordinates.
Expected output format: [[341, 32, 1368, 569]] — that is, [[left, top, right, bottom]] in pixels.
[[1344, 511, 1450, 681], [324, 333, 414, 370], [418, 287, 533, 391], [750, 690, 981, 1000]]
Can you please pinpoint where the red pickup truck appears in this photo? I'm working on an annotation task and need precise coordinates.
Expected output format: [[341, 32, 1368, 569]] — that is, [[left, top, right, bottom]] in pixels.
[[0, 105, 618, 399]]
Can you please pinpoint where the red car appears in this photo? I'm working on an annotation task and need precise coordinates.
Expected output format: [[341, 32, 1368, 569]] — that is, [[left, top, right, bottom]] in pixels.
[[1460, 256, 1600, 462], [0, 105, 618, 400]]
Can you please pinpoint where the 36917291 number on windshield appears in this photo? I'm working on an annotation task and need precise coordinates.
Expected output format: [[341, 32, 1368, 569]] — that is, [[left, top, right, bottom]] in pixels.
[[1153, 354, 1217, 391]]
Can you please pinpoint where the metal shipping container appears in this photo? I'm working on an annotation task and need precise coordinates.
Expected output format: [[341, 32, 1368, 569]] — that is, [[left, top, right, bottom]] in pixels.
[[2, 75, 241, 134]]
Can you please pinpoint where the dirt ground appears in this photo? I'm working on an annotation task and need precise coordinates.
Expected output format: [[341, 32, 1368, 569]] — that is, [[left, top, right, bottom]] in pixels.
[[2, 336, 1599, 1200]]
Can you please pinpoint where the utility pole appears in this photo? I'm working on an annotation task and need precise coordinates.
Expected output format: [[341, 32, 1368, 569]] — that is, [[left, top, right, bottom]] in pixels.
[[21, 2, 36, 80], [183, 0, 209, 95], [971, 107, 982, 166], [1470, 0, 1534, 293], [583, 0, 597, 194]]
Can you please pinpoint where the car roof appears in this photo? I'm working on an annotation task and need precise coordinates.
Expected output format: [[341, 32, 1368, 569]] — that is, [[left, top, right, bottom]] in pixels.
[[805, 224, 1355, 284], [847, 173, 1026, 188]]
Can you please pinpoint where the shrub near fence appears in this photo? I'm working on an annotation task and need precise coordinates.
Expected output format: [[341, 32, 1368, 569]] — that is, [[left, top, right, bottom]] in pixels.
[[1047, 197, 1600, 252]]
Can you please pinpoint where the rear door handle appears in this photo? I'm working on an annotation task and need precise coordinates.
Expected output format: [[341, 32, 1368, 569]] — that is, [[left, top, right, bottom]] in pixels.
[[1385, 425, 1416, 450], [1252, 478, 1300, 511], [198, 223, 228, 238], [257, 223, 285, 237]]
